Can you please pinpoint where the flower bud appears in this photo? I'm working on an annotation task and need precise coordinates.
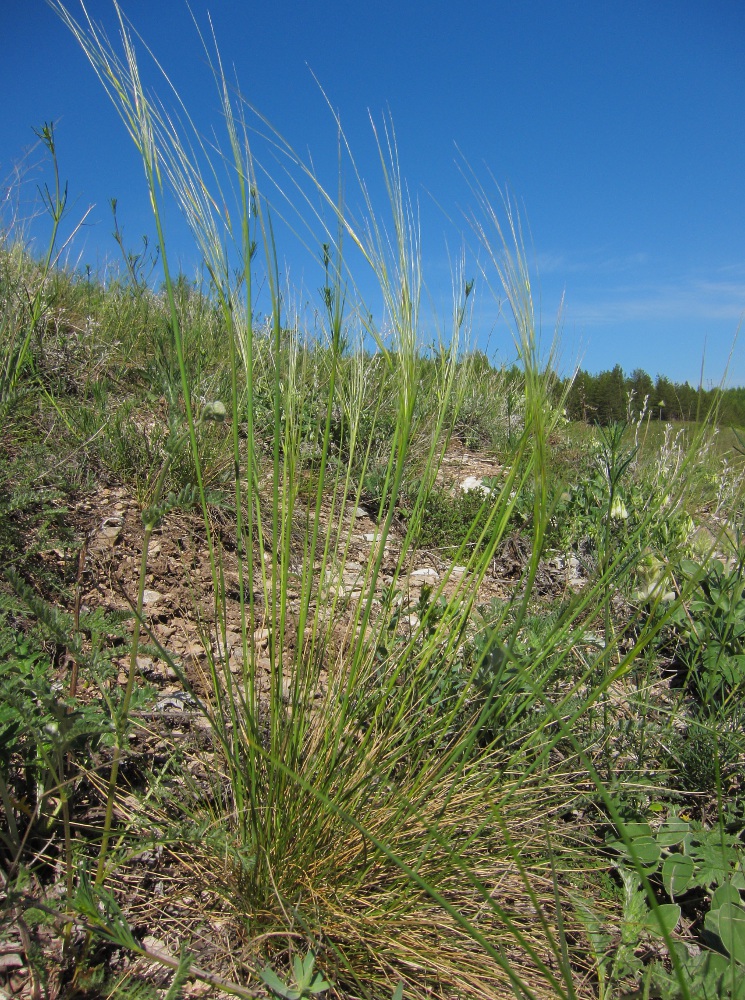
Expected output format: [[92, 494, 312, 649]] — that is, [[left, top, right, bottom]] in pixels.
[[202, 400, 227, 422], [610, 496, 628, 520]]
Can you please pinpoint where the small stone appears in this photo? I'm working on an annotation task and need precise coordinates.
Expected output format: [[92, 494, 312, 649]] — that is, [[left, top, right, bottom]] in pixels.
[[185, 642, 206, 660], [155, 695, 186, 712], [451, 565, 467, 576], [98, 515, 124, 543], [136, 656, 154, 677], [142, 589, 162, 606], [142, 936, 172, 959], [0, 954, 24, 973], [219, 629, 243, 652], [230, 647, 246, 670], [410, 567, 439, 581]]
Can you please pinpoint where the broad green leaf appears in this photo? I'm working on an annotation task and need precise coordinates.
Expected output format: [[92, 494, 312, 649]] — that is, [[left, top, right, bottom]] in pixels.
[[608, 843, 661, 874], [625, 835, 662, 871], [715, 902, 745, 965], [700, 951, 732, 979], [695, 951, 744, 1000], [712, 884, 743, 910], [624, 821, 653, 839], [714, 591, 731, 613], [680, 558, 704, 580], [663, 854, 694, 898], [308, 974, 331, 995], [260, 966, 299, 1000], [642, 903, 680, 937], [656, 819, 690, 847], [293, 955, 305, 985]]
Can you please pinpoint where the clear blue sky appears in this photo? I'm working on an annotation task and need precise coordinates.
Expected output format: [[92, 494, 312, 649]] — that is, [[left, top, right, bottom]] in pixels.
[[3, 1, 745, 385]]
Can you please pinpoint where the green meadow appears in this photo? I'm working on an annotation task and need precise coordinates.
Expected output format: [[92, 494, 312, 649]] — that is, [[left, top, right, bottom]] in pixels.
[[2, 6, 745, 999]]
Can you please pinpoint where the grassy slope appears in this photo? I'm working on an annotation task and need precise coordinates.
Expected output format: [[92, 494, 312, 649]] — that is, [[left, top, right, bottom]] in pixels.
[[2, 10, 745, 999], [2, 237, 745, 999]]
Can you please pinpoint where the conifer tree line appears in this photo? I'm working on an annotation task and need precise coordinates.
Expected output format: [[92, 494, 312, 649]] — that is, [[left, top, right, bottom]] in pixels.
[[556, 364, 745, 426], [466, 353, 745, 427]]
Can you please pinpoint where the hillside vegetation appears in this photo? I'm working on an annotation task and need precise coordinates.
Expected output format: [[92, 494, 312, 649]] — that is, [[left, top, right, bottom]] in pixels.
[[563, 365, 745, 428], [2, 6, 745, 1000]]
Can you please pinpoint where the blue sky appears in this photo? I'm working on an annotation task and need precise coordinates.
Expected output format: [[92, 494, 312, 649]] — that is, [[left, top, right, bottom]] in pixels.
[[3, 1, 745, 385]]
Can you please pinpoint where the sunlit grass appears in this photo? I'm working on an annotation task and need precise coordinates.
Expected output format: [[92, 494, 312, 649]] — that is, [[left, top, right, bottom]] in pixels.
[[0, 4, 740, 999]]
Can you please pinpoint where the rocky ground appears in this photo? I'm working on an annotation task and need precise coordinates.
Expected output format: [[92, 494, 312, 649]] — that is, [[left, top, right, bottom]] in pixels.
[[53, 445, 584, 712], [2, 444, 590, 1000]]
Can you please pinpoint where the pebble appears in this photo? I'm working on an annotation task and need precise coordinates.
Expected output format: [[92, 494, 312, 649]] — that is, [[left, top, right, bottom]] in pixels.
[[97, 515, 124, 543], [410, 567, 439, 580], [0, 954, 23, 973], [221, 629, 242, 650], [142, 936, 173, 959]]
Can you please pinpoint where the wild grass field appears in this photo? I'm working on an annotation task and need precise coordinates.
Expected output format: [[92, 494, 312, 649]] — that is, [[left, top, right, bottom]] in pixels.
[[2, 5, 745, 1000]]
